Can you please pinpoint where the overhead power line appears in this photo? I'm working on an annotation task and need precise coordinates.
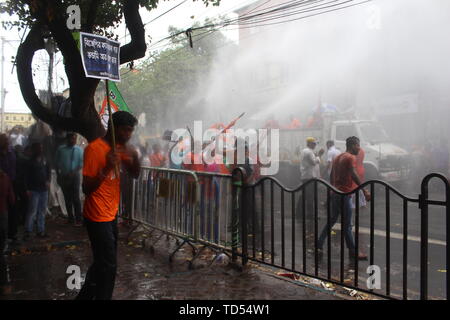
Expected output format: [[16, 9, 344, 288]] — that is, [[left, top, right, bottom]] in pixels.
[[144, 0, 322, 51], [120, 0, 189, 41], [143, 0, 370, 53], [120, 0, 373, 81]]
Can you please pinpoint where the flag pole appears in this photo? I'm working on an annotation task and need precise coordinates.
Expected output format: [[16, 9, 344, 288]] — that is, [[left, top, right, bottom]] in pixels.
[[210, 112, 246, 147], [105, 79, 119, 177]]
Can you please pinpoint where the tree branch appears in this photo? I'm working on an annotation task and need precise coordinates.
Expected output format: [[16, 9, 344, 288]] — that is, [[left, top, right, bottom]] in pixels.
[[16, 23, 82, 132], [40, 1, 100, 119], [85, 0, 103, 33], [45, 2, 85, 93], [120, 0, 147, 65]]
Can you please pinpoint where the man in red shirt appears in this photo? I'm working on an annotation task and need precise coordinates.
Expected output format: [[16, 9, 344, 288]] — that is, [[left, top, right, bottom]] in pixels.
[[317, 136, 370, 260]]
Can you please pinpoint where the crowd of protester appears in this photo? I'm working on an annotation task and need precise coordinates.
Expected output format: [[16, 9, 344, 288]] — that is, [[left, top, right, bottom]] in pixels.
[[1, 117, 449, 296]]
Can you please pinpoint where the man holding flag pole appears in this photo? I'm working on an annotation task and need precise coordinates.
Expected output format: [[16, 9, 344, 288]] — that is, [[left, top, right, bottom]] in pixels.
[[77, 32, 140, 300], [76, 91, 140, 300]]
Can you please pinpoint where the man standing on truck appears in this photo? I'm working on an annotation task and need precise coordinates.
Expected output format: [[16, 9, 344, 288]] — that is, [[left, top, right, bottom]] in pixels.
[[297, 137, 324, 221], [317, 136, 370, 261]]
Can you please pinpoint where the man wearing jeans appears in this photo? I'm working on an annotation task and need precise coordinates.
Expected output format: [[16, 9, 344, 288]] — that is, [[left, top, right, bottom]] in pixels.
[[317, 136, 370, 261], [24, 142, 50, 240], [55, 133, 83, 226], [76, 111, 140, 300]]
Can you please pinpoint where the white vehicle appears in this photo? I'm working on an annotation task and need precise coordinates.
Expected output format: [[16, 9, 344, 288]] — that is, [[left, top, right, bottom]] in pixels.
[[276, 115, 410, 182]]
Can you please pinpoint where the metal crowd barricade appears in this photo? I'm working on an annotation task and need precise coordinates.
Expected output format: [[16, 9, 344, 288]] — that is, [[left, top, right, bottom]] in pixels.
[[123, 167, 201, 260], [121, 166, 449, 300], [122, 166, 235, 263], [232, 170, 450, 300], [194, 171, 234, 250]]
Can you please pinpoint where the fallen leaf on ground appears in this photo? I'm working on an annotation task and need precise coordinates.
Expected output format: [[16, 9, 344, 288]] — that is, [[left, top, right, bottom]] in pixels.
[[358, 293, 370, 300], [322, 282, 335, 290], [343, 279, 353, 285], [277, 273, 300, 281]]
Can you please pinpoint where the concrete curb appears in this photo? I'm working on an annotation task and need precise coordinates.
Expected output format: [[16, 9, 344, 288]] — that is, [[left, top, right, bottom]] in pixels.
[[247, 262, 383, 300], [261, 271, 349, 300]]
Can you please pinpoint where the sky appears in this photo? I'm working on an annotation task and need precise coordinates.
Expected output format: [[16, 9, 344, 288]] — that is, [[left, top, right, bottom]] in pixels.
[[0, 0, 254, 113]]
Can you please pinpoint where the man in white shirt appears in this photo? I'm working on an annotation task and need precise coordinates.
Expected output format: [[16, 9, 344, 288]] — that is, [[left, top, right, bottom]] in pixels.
[[325, 140, 341, 181], [298, 137, 324, 221], [9, 129, 25, 147]]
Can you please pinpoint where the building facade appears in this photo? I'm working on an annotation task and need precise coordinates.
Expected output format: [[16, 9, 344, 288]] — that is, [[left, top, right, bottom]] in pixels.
[[3, 112, 35, 131]]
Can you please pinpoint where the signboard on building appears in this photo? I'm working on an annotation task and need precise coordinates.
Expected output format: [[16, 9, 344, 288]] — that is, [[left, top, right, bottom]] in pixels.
[[79, 32, 120, 81]]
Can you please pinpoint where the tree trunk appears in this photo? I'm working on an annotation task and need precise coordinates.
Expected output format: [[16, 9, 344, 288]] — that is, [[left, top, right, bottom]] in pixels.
[[16, 0, 146, 142]]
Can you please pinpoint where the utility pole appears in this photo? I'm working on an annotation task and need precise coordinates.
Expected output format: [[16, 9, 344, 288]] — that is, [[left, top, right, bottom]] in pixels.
[[1, 37, 6, 133], [44, 37, 56, 108]]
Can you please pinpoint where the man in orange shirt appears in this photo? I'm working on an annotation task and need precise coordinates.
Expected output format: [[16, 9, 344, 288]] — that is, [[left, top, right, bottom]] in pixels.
[[76, 111, 140, 300], [150, 143, 168, 167], [285, 115, 301, 129], [317, 136, 370, 261], [182, 140, 205, 172]]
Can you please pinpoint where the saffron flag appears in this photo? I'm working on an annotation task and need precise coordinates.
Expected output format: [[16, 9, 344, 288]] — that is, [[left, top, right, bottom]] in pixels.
[[99, 81, 131, 128]]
